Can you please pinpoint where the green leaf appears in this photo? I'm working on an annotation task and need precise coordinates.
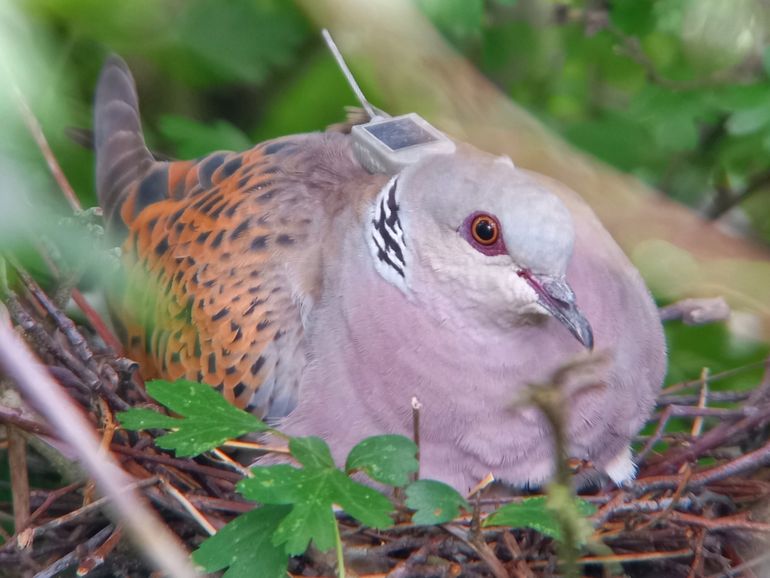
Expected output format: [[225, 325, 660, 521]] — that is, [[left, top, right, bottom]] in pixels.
[[192, 505, 290, 578], [158, 115, 252, 159], [117, 379, 266, 457], [346, 435, 418, 487], [289, 436, 335, 470], [172, 0, 308, 86], [273, 498, 337, 554], [326, 470, 395, 529], [239, 440, 395, 554], [416, 0, 484, 42], [116, 408, 181, 431], [405, 480, 469, 525], [484, 496, 596, 541], [611, 0, 656, 36], [725, 105, 770, 136]]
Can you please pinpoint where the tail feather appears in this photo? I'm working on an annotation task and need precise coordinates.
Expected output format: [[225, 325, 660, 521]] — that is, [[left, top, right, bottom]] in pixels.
[[94, 55, 153, 234]]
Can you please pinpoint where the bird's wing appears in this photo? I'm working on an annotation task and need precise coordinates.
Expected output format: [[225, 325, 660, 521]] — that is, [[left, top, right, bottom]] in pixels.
[[117, 144, 324, 415], [94, 56, 346, 416]]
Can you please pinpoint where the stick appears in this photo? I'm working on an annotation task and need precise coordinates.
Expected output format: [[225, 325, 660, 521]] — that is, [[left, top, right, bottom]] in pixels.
[[0, 323, 200, 577]]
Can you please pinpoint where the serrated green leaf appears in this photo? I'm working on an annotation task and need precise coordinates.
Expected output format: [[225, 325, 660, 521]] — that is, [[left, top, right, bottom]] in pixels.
[[289, 436, 335, 469], [239, 451, 394, 554], [241, 465, 395, 529], [192, 505, 290, 578], [237, 465, 305, 504], [274, 498, 336, 554], [346, 435, 418, 487], [116, 408, 181, 430], [326, 471, 395, 529], [405, 480, 469, 525], [483, 496, 596, 541], [117, 379, 266, 457]]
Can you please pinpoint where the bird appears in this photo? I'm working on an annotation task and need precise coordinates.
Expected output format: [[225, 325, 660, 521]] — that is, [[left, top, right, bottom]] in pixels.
[[94, 55, 666, 492]]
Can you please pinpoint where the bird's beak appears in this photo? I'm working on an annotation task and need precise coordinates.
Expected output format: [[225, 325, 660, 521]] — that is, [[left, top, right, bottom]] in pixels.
[[518, 270, 594, 350]]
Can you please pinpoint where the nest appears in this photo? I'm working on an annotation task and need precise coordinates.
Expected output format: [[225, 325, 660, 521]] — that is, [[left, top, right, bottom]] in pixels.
[[0, 250, 769, 578]]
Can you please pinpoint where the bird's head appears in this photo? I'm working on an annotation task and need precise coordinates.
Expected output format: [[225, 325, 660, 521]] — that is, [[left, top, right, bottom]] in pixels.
[[366, 146, 593, 349]]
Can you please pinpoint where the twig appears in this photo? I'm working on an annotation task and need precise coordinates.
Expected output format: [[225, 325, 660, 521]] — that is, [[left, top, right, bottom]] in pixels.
[[25, 481, 85, 527], [210, 448, 253, 479], [667, 511, 770, 533], [76, 525, 123, 576], [6, 68, 123, 356], [578, 547, 693, 565], [30, 477, 160, 537], [0, 406, 55, 437], [501, 531, 536, 578], [32, 524, 115, 578], [691, 368, 709, 438], [185, 495, 253, 515], [660, 299, 730, 326], [644, 401, 770, 476], [162, 480, 217, 536], [111, 444, 242, 483], [411, 396, 421, 482], [707, 168, 770, 219], [708, 549, 770, 578], [687, 529, 706, 578], [442, 524, 508, 578], [8, 426, 30, 533], [0, 324, 199, 577], [661, 361, 767, 396], [221, 439, 290, 454], [6, 76, 80, 211]]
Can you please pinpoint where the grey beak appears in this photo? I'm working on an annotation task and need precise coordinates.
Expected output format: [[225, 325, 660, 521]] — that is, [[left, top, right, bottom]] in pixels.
[[518, 271, 594, 349]]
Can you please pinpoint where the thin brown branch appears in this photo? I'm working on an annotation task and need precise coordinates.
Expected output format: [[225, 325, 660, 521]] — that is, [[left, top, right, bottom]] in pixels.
[[8, 426, 30, 532], [668, 511, 770, 533], [443, 524, 508, 578], [110, 444, 243, 483], [76, 526, 123, 576], [0, 406, 54, 437], [579, 547, 693, 565], [0, 323, 198, 577], [25, 481, 85, 528], [32, 524, 115, 578], [7, 78, 80, 211], [162, 480, 217, 536], [30, 477, 159, 538]]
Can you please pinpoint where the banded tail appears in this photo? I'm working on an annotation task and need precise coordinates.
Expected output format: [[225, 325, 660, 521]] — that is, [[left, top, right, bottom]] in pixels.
[[94, 55, 154, 234]]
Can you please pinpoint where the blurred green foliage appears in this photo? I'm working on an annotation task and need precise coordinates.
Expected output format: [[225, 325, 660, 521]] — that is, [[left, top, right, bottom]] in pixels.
[[0, 0, 768, 388]]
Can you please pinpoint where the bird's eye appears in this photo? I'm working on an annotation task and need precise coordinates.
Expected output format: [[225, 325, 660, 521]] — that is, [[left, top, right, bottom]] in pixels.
[[471, 215, 499, 246]]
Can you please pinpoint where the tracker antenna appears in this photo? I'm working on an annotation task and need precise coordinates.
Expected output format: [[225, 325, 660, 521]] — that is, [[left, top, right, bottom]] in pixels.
[[322, 29, 379, 119]]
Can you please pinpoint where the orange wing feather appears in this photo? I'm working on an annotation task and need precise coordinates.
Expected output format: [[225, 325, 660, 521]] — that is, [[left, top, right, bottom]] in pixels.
[[113, 142, 309, 413]]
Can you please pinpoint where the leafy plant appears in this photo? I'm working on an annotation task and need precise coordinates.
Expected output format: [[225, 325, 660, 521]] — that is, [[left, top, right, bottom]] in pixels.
[[117, 379, 267, 457], [119, 380, 598, 577]]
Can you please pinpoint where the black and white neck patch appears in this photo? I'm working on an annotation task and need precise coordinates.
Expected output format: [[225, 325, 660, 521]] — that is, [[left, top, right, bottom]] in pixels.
[[368, 176, 410, 292]]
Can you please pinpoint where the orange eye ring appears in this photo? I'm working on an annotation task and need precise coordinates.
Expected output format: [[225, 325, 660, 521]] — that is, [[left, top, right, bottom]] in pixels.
[[471, 214, 499, 246]]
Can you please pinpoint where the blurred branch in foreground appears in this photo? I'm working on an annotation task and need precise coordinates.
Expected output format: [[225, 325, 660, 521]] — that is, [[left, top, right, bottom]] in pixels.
[[299, 0, 770, 341]]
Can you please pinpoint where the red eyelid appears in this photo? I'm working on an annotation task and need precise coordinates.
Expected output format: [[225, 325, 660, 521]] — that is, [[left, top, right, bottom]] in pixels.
[[461, 212, 507, 256]]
